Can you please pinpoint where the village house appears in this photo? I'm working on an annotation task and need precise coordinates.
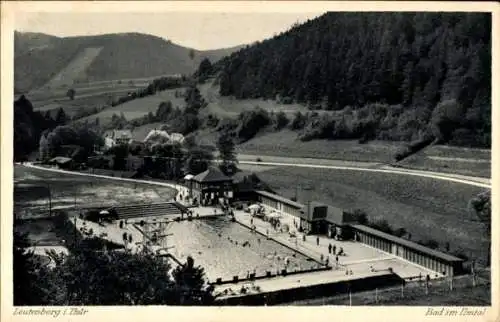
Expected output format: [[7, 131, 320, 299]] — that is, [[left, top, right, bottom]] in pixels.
[[143, 129, 185, 145], [104, 130, 133, 149]]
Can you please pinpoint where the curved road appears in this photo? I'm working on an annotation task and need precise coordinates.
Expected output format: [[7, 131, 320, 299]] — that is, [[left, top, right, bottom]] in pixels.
[[21, 158, 490, 189]]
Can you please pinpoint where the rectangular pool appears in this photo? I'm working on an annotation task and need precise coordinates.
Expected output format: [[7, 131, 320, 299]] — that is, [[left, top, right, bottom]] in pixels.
[[166, 217, 318, 281]]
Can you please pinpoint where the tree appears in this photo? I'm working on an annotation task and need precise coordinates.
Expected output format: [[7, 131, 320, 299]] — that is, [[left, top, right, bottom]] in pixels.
[[39, 134, 51, 161], [172, 256, 215, 305], [468, 191, 491, 265], [184, 85, 207, 114], [156, 101, 173, 121], [13, 232, 63, 305], [196, 58, 213, 80], [55, 108, 68, 125], [111, 144, 129, 171], [431, 99, 465, 143], [217, 132, 237, 175], [14, 95, 52, 161], [291, 111, 307, 130], [274, 111, 289, 130], [184, 146, 213, 175], [67, 88, 76, 100]]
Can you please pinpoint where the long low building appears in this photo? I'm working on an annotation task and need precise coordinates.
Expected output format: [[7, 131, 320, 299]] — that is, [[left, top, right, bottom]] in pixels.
[[256, 191, 357, 239], [253, 190, 464, 276], [351, 224, 464, 277]]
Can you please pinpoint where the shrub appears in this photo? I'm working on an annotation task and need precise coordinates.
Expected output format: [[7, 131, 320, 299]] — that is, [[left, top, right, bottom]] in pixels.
[[291, 111, 307, 130], [419, 239, 439, 249], [234, 107, 272, 142], [369, 219, 393, 235], [273, 111, 289, 130], [393, 228, 407, 238], [352, 209, 368, 225]]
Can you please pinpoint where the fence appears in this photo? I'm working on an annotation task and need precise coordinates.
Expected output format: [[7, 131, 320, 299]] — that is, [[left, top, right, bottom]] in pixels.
[[290, 270, 490, 306]]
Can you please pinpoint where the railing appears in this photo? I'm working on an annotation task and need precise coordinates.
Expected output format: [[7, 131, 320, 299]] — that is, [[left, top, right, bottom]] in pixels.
[[288, 270, 490, 306]]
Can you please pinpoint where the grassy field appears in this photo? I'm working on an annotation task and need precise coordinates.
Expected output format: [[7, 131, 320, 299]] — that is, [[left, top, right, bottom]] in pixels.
[[38, 47, 104, 90], [14, 165, 176, 218], [198, 81, 310, 118], [398, 145, 491, 178], [78, 79, 311, 126], [32, 92, 132, 119], [236, 130, 405, 163], [77, 88, 187, 125], [258, 166, 489, 265], [290, 272, 490, 306]]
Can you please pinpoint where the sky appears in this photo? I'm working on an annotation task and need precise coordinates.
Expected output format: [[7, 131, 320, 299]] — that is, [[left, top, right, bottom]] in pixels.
[[15, 12, 324, 50]]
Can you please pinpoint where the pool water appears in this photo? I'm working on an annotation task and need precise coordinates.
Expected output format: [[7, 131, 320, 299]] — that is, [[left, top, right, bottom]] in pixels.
[[166, 217, 317, 281]]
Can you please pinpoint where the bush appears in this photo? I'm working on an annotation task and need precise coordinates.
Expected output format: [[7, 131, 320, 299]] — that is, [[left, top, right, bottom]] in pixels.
[[352, 209, 368, 225], [291, 112, 307, 130], [393, 227, 407, 238], [419, 239, 439, 250], [273, 111, 289, 130], [368, 219, 393, 235], [394, 136, 435, 161]]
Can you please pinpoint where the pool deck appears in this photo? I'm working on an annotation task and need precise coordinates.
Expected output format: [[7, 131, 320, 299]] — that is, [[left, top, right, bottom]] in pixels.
[[232, 210, 439, 280], [213, 268, 390, 300]]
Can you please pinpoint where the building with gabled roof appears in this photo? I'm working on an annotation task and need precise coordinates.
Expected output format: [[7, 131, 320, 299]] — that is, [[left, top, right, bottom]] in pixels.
[[104, 129, 133, 149], [186, 167, 234, 206]]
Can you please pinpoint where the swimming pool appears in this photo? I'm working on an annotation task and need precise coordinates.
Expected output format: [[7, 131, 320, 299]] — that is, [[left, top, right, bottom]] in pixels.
[[166, 217, 318, 281]]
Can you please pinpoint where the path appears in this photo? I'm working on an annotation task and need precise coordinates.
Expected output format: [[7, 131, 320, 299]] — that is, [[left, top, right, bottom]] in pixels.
[[231, 158, 490, 188]]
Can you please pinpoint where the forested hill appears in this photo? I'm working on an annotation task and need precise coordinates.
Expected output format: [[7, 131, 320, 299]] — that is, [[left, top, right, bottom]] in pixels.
[[14, 32, 244, 92], [218, 12, 491, 147]]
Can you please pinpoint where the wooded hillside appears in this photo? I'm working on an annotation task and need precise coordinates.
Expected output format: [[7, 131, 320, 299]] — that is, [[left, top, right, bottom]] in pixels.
[[218, 12, 491, 147]]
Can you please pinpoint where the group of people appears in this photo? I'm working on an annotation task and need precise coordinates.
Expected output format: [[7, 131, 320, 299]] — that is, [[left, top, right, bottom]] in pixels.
[[327, 243, 344, 256]]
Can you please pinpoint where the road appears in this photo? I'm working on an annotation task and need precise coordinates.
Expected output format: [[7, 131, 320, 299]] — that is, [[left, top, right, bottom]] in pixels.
[[21, 157, 490, 189], [231, 154, 490, 188]]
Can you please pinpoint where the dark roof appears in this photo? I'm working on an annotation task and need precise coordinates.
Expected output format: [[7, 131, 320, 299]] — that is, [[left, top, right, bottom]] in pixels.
[[192, 167, 232, 183], [350, 224, 464, 263], [325, 206, 356, 225], [255, 190, 304, 209], [49, 157, 72, 164]]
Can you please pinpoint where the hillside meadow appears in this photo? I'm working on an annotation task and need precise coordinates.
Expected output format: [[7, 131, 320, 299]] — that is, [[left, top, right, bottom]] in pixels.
[[398, 145, 491, 178], [77, 88, 187, 125]]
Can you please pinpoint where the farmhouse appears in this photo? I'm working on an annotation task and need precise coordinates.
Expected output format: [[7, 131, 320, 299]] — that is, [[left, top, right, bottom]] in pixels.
[[143, 130, 185, 145], [169, 133, 185, 144], [104, 130, 133, 148], [144, 129, 170, 144], [187, 167, 234, 205]]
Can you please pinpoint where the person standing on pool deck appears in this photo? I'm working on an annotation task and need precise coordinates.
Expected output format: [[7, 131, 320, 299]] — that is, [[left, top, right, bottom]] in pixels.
[[333, 245, 336, 255], [328, 243, 332, 254], [316, 236, 320, 246]]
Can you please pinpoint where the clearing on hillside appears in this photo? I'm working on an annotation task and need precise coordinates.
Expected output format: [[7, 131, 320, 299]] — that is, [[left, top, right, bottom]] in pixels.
[[76, 87, 187, 124], [37, 47, 104, 91]]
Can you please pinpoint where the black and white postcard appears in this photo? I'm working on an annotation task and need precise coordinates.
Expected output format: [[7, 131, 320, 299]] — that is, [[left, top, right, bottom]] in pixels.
[[1, 1, 498, 322]]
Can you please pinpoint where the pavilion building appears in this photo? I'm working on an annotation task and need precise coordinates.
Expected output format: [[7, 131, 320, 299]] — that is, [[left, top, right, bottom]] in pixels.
[[188, 167, 234, 206]]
